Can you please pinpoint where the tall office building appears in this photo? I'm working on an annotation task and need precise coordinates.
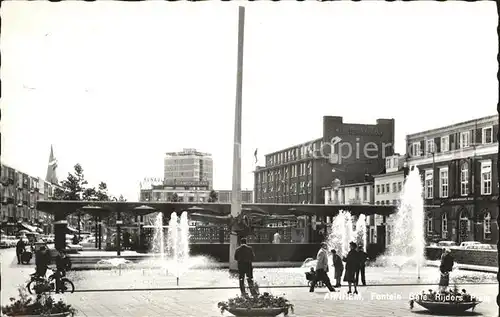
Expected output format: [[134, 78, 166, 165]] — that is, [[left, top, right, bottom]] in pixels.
[[164, 148, 213, 189]]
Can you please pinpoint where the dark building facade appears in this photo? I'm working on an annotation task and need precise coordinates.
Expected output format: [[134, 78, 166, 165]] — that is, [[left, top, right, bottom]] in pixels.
[[407, 114, 498, 245], [254, 116, 395, 204]]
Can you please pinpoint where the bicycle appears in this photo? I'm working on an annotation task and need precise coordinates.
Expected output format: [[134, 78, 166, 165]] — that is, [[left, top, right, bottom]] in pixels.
[[26, 268, 75, 295]]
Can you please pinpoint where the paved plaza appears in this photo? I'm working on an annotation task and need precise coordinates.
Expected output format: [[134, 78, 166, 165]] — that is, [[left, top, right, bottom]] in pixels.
[[1, 248, 498, 316]]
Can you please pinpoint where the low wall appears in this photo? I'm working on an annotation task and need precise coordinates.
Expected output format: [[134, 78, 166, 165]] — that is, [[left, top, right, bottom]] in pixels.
[[190, 243, 321, 262], [425, 247, 498, 267]]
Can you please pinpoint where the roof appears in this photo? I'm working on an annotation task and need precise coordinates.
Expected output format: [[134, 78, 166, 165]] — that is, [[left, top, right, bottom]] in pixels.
[[36, 201, 397, 219]]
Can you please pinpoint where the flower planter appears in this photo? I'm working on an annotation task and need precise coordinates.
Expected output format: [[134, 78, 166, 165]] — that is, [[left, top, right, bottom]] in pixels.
[[414, 300, 481, 314], [227, 307, 287, 317]]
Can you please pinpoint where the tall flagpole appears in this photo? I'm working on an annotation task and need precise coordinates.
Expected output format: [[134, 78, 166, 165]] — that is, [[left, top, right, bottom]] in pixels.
[[229, 6, 245, 272]]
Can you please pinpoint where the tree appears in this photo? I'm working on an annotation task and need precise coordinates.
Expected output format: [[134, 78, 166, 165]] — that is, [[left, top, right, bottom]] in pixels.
[[118, 195, 126, 202], [96, 182, 109, 201], [53, 164, 88, 201], [208, 190, 218, 202]]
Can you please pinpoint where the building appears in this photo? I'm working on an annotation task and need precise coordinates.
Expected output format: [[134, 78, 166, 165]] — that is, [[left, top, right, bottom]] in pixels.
[[140, 183, 211, 203], [164, 148, 213, 189], [373, 154, 406, 248], [0, 163, 56, 235], [216, 189, 253, 204], [254, 116, 395, 204], [323, 182, 374, 205], [406, 114, 498, 245]]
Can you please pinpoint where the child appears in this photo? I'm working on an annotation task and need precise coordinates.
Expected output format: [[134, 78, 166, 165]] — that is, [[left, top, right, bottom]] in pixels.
[[305, 267, 324, 287]]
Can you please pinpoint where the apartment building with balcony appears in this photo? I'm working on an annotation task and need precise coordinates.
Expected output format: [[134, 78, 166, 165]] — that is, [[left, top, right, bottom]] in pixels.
[[0, 163, 56, 235], [254, 116, 395, 204], [406, 114, 498, 244]]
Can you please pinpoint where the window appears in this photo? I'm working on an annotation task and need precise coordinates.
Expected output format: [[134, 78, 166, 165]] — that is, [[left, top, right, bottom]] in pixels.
[[385, 158, 391, 169], [376, 185, 380, 194], [460, 163, 469, 196], [460, 131, 471, 149], [481, 161, 492, 195], [385, 200, 390, 205], [397, 182, 402, 192], [440, 136, 449, 152], [412, 143, 421, 157], [425, 170, 433, 199], [381, 184, 385, 194], [376, 201, 379, 205], [392, 183, 397, 193], [355, 187, 360, 201], [363, 186, 367, 201], [426, 216, 433, 233], [392, 199, 397, 205], [426, 139, 435, 154], [484, 212, 491, 239], [439, 167, 448, 198], [386, 184, 390, 193], [441, 213, 448, 238], [482, 127, 493, 144]]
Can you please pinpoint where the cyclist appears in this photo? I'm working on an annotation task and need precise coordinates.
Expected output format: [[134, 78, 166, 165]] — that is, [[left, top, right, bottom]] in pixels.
[[54, 249, 72, 293], [34, 245, 51, 277]]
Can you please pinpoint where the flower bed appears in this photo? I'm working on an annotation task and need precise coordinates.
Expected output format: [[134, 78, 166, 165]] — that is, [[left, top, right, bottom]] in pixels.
[[409, 285, 481, 314], [218, 292, 294, 317], [2, 286, 77, 317]]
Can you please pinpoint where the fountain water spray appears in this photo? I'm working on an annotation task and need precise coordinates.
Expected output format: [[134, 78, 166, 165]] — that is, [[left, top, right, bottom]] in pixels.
[[328, 210, 367, 257], [153, 212, 166, 262], [386, 167, 426, 278]]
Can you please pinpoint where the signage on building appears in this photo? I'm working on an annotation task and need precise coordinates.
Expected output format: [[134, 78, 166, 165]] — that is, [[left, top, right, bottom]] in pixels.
[[335, 127, 383, 136], [164, 180, 209, 187]]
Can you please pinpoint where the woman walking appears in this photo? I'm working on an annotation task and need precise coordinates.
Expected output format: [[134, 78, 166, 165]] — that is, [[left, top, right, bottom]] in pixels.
[[342, 242, 359, 294]]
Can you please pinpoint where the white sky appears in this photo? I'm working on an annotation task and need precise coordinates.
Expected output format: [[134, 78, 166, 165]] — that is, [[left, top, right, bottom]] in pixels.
[[1, 2, 498, 201]]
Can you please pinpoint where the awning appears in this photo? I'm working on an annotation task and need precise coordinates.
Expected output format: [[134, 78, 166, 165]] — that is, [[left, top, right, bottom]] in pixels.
[[20, 223, 39, 233]]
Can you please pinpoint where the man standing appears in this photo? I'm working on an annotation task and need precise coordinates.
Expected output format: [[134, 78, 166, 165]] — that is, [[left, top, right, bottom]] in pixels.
[[234, 238, 257, 296], [439, 248, 454, 292], [356, 245, 369, 286], [35, 245, 51, 277], [309, 243, 336, 292], [273, 231, 281, 244], [331, 249, 344, 287], [16, 238, 26, 264]]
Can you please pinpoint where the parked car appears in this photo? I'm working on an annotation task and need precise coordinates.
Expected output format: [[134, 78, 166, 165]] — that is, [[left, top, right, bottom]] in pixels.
[[464, 244, 496, 250], [459, 241, 481, 248], [436, 241, 458, 248], [0, 235, 9, 248]]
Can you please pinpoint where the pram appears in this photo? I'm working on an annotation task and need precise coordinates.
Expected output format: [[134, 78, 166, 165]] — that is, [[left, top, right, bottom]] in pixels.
[[21, 249, 33, 265], [305, 270, 325, 287]]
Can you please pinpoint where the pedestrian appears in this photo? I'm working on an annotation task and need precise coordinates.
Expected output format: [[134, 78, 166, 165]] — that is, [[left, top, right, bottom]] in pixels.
[[309, 242, 336, 292], [72, 235, 79, 245], [342, 242, 359, 294], [331, 249, 344, 287], [273, 231, 281, 244], [234, 238, 257, 296], [34, 245, 51, 277], [355, 245, 369, 286], [439, 248, 454, 292], [16, 238, 26, 264]]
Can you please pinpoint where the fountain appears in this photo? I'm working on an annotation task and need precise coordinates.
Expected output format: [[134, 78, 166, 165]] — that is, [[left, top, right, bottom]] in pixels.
[[384, 167, 426, 277], [327, 210, 367, 257], [153, 212, 166, 262]]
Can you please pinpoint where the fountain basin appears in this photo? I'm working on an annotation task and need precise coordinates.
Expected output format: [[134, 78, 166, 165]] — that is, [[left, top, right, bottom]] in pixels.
[[227, 308, 286, 316]]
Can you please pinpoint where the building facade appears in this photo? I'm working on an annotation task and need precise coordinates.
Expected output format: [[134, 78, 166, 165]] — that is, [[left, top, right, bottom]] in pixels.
[[323, 182, 374, 205], [373, 154, 406, 248], [216, 189, 253, 204], [407, 114, 498, 245], [254, 116, 395, 204], [0, 163, 56, 235], [164, 148, 213, 189]]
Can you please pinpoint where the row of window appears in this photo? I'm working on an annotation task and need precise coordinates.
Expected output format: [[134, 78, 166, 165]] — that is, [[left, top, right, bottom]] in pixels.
[[258, 180, 313, 195], [423, 160, 492, 199], [329, 186, 369, 203], [426, 212, 492, 239], [412, 127, 494, 157], [376, 182, 403, 195], [375, 199, 400, 205], [266, 141, 324, 167], [257, 162, 312, 183]]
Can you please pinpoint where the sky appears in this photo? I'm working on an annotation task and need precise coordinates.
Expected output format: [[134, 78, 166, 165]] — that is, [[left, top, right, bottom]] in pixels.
[[1, 1, 498, 201]]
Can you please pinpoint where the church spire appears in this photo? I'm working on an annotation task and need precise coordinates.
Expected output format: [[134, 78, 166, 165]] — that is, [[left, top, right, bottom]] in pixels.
[[45, 145, 59, 185]]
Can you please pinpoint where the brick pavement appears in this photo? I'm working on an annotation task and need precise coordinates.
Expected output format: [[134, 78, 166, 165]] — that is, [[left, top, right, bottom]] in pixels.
[[61, 284, 497, 317]]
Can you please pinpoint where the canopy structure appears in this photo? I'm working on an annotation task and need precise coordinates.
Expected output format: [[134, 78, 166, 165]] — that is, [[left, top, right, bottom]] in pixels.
[[19, 222, 41, 233], [36, 200, 397, 253], [36, 201, 397, 219]]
